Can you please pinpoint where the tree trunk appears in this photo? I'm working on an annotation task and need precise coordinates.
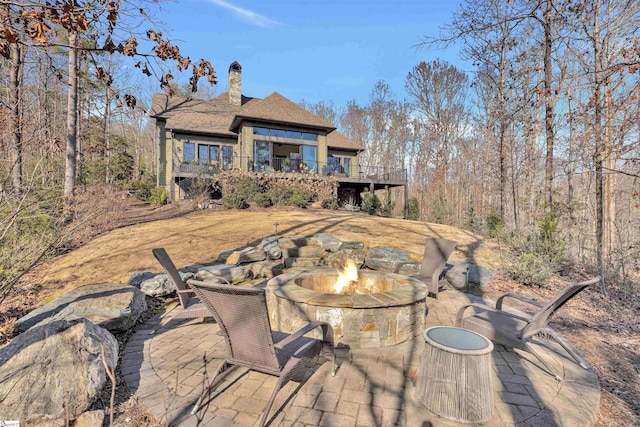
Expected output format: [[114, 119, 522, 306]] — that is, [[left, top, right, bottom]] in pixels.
[[8, 36, 23, 195], [64, 31, 79, 218], [592, 8, 605, 289], [543, 0, 555, 208], [105, 87, 111, 184]]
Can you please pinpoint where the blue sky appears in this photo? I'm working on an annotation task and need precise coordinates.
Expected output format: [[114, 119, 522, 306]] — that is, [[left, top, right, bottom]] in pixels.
[[157, 0, 469, 106]]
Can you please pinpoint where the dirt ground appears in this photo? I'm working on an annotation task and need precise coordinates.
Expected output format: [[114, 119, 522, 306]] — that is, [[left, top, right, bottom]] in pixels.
[[3, 198, 639, 426]]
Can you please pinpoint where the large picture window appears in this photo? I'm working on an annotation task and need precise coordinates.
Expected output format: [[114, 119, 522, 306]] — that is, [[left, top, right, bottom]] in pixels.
[[302, 145, 318, 173], [254, 141, 271, 171]]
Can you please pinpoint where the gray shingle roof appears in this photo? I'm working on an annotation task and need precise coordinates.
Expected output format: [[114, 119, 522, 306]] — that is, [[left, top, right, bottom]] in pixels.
[[231, 92, 336, 131], [151, 91, 362, 151]]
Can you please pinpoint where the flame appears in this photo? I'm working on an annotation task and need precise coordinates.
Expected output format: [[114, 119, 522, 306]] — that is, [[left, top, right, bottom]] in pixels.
[[334, 260, 359, 294]]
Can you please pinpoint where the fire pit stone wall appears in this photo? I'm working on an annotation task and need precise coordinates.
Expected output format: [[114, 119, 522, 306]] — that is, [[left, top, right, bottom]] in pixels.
[[266, 268, 429, 348]]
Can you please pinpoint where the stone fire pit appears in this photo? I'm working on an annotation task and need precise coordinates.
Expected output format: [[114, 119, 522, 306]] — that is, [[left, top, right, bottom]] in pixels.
[[266, 268, 429, 348]]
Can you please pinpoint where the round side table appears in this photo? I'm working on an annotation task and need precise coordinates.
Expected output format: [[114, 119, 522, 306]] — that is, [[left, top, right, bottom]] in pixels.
[[415, 326, 494, 423]]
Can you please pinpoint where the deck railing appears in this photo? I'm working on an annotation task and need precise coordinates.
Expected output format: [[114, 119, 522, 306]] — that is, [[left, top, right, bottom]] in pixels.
[[174, 157, 407, 182]]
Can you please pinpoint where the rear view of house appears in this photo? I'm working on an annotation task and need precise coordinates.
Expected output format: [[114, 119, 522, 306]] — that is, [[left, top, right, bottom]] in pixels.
[[150, 62, 407, 206]]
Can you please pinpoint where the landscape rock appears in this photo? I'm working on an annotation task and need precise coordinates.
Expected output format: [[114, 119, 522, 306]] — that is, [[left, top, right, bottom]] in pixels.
[[0, 319, 118, 423], [314, 233, 342, 252], [127, 271, 158, 287], [340, 241, 365, 250], [248, 260, 284, 279], [133, 271, 195, 297], [260, 237, 282, 260], [195, 264, 250, 282], [74, 410, 105, 427], [364, 246, 414, 273], [324, 247, 366, 269], [224, 247, 267, 265], [284, 257, 321, 268], [16, 283, 147, 333], [282, 245, 323, 258], [445, 261, 495, 289]]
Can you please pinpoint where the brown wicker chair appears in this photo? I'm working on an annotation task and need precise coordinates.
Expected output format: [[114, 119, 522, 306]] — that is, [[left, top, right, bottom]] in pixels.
[[187, 279, 336, 426], [152, 248, 228, 319], [456, 276, 600, 380], [394, 237, 457, 298]]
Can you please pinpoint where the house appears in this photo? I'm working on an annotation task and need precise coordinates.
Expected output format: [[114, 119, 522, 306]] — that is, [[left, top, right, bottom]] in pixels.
[[150, 62, 407, 209]]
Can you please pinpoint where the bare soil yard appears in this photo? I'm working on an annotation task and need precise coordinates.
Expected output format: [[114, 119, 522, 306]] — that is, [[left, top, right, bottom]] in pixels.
[[3, 200, 638, 426]]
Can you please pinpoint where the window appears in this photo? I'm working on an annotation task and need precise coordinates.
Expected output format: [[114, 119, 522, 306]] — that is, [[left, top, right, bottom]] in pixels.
[[198, 145, 209, 164], [271, 128, 287, 138], [253, 127, 270, 136], [254, 141, 271, 171], [198, 144, 220, 164], [184, 142, 195, 161], [222, 146, 233, 169], [210, 146, 219, 164], [302, 145, 318, 173], [302, 132, 318, 141], [328, 157, 339, 174], [328, 156, 352, 176], [343, 157, 352, 176], [252, 126, 318, 141]]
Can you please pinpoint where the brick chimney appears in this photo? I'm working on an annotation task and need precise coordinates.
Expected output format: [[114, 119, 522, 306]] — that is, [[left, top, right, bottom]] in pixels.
[[228, 61, 242, 106]]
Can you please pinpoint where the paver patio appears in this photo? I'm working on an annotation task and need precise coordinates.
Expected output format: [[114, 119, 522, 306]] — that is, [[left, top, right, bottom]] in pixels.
[[121, 288, 600, 426]]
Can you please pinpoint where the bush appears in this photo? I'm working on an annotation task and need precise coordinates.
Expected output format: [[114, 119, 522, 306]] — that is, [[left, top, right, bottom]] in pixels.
[[150, 187, 168, 206], [254, 192, 272, 208], [118, 175, 157, 201], [407, 197, 420, 220], [485, 209, 503, 238], [222, 193, 248, 209], [321, 198, 340, 210], [508, 252, 552, 287], [267, 182, 293, 206], [289, 191, 309, 208], [379, 186, 395, 217], [235, 176, 261, 201], [361, 192, 380, 215]]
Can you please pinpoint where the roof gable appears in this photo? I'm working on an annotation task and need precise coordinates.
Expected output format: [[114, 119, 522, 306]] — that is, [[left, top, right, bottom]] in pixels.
[[231, 92, 336, 131]]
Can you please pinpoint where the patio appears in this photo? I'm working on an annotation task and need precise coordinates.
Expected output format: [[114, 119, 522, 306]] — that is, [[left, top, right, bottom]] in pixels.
[[121, 287, 600, 426]]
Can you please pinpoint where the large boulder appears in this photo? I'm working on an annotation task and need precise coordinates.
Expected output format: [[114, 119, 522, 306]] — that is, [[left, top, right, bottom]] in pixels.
[[129, 271, 196, 297], [364, 246, 420, 275], [0, 319, 118, 423], [314, 233, 342, 252], [324, 246, 367, 269], [16, 283, 147, 333], [260, 237, 282, 260], [445, 261, 495, 289], [222, 247, 267, 265], [193, 264, 250, 282]]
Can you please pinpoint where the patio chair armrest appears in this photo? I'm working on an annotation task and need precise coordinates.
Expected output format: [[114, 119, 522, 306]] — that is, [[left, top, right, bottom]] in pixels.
[[176, 288, 196, 294], [456, 303, 531, 327], [274, 321, 334, 350], [496, 292, 544, 310]]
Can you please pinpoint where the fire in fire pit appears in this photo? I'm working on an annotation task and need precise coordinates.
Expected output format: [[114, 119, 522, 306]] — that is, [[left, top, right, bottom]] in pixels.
[[267, 265, 429, 348], [334, 260, 359, 295]]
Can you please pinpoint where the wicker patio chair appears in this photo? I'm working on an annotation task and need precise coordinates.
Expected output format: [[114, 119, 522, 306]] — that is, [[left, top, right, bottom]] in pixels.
[[456, 276, 601, 380], [187, 279, 336, 426], [152, 248, 228, 319], [394, 237, 457, 298]]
